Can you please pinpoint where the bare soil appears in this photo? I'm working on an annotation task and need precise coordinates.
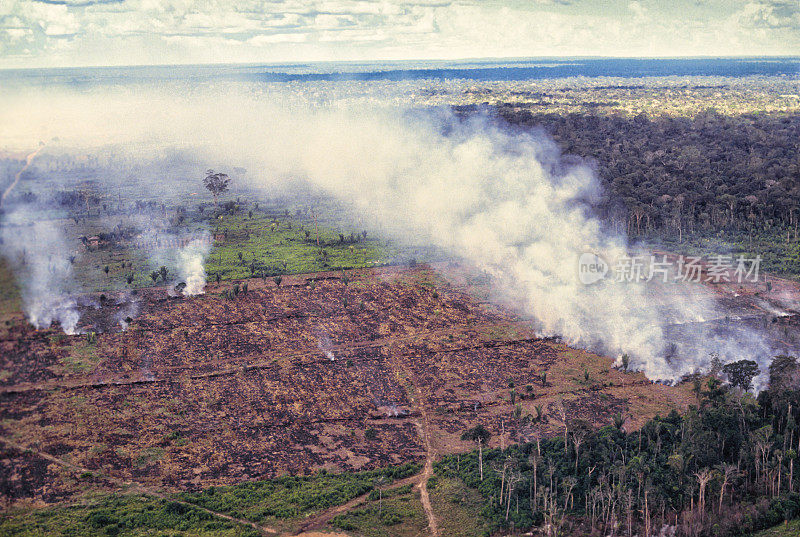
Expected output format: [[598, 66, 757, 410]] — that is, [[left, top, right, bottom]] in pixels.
[[1, 265, 698, 507]]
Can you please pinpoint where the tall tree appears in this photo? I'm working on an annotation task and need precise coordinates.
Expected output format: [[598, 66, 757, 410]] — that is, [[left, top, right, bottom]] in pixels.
[[374, 475, 388, 517], [462, 425, 491, 481], [203, 169, 230, 209], [695, 468, 713, 519], [716, 463, 737, 512], [723, 360, 760, 392]]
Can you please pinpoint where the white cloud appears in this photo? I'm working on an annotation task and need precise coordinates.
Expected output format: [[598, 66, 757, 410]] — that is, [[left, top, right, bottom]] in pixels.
[[5, 28, 30, 39], [737, 1, 800, 29], [247, 32, 308, 44], [0, 0, 797, 67]]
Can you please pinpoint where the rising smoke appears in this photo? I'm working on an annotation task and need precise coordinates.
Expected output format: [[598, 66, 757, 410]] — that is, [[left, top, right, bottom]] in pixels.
[[0, 204, 81, 334], [0, 152, 213, 332], [0, 146, 83, 332], [266, 109, 766, 383], [0, 83, 781, 384], [177, 233, 211, 295]]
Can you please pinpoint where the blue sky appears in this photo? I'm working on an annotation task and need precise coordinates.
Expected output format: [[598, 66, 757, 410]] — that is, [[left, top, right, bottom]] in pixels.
[[0, 0, 798, 68]]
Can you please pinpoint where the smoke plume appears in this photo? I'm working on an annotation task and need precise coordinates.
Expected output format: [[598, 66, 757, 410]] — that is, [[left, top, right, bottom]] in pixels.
[[315, 331, 336, 361], [0, 205, 81, 334], [177, 233, 211, 295], [0, 83, 781, 384]]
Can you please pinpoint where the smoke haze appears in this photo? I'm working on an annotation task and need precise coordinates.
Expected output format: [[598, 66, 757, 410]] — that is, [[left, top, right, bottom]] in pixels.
[[0, 205, 81, 334], [0, 83, 782, 384]]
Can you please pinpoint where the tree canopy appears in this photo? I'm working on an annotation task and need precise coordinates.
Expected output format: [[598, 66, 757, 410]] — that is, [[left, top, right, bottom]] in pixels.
[[723, 359, 760, 391], [436, 354, 800, 537], [203, 169, 230, 207]]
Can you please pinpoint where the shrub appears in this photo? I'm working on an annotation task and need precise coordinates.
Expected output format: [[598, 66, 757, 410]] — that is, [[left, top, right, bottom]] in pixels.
[[86, 511, 116, 528], [381, 511, 402, 525]]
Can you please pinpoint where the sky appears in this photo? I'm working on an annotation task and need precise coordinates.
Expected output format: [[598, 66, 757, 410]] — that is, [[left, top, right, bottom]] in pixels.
[[0, 0, 798, 69]]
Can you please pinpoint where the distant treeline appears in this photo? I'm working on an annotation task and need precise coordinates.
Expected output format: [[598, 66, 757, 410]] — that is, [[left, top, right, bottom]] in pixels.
[[496, 108, 800, 242]]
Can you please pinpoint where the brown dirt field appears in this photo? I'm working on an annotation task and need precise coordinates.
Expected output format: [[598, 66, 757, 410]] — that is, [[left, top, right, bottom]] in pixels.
[[0, 265, 696, 506], [296, 533, 349, 537]]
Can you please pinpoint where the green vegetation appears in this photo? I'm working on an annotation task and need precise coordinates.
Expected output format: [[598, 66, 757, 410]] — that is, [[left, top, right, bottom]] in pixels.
[[0, 494, 261, 537], [0, 464, 422, 536], [0, 257, 21, 317], [654, 230, 800, 279], [203, 170, 231, 209], [330, 484, 427, 536], [53, 338, 101, 374], [501, 110, 800, 275], [434, 355, 800, 537], [0, 192, 439, 305], [178, 463, 420, 524], [427, 477, 488, 537], [751, 519, 800, 537], [204, 210, 392, 281]]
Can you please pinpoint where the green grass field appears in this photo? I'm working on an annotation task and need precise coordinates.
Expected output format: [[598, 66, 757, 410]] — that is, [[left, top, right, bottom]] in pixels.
[[329, 483, 428, 537], [203, 210, 429, 281], [178, 463, 420, 526], [0, 494, 261, 537], [427, 477, 488, 537]]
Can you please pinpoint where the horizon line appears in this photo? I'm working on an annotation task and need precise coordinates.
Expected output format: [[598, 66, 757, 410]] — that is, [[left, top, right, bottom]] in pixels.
[[1, 54, 799, 73]]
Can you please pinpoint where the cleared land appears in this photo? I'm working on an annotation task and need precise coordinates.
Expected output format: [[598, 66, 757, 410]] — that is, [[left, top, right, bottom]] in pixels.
[[0, 264, 697, 512]]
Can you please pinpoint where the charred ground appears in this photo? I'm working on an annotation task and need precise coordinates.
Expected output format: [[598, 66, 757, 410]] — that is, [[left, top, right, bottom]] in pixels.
[[0, 265, 697, 509]]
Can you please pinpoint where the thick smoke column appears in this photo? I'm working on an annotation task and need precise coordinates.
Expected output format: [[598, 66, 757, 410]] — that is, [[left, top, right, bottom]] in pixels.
[[282, 114, 674, 376], [0, 206, 81, 333], [144, 230, 213, 296], [0, 149, 83, 332], [177, 233, 211, 295], [245, 107, 768, 382]]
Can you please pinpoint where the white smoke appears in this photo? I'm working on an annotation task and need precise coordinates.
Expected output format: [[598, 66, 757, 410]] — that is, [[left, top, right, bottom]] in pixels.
[[0, 206, 81, 334], [269, 111, 738, 381], [316, 332, 336, 361], [0, 84, 779, 382], [113, 290, 140, 330], [177, 233, 211, 295]]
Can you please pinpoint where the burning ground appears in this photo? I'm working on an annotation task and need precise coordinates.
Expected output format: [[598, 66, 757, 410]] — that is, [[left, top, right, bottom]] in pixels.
[[0, 265, 701, 507]]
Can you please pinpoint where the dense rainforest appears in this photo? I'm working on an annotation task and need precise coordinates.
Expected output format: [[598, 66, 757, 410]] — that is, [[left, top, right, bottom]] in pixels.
[[495, 108, 800, 274], [437, 356, 800, 537]]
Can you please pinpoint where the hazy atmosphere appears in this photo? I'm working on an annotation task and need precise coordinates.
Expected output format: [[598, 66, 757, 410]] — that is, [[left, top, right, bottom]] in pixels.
[[2, 2, 800, 537]]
